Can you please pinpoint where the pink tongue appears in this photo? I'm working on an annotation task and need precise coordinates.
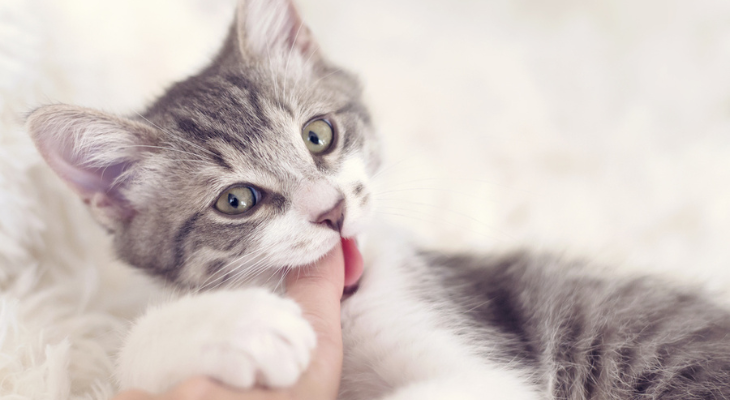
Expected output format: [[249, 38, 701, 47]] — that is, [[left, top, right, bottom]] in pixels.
[[342, 238, 363, 289]]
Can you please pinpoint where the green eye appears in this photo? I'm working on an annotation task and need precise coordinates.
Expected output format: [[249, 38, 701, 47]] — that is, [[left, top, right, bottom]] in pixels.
[[215, 186, 257, 215], [302, 118, 334, 154]]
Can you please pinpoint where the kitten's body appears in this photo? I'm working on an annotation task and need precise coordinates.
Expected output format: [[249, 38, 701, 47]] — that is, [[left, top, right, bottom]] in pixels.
[[342, 228, 730, 399], [26, 0, 730, 399], [340, 228, 539, 400]]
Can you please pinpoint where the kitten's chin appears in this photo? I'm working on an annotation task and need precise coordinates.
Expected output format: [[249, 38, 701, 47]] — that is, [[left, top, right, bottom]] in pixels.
[[312, 233, 343, 264], [281, 232, 342, 270]]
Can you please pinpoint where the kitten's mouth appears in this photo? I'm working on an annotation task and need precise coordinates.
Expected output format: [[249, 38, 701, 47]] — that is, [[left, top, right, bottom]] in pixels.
[[341, 237, 363, 297]]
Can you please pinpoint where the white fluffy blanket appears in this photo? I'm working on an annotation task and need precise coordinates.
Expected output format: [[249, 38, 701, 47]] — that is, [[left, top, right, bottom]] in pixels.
[[1, 0, 729, 398]]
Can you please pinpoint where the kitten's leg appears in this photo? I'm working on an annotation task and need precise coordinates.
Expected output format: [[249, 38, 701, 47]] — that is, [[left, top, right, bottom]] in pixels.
[[116, 289, 316, 394], [378, 375, 541, 400]]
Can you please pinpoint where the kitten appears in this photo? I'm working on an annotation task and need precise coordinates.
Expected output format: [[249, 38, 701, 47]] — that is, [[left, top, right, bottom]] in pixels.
[[26, 0, 730, 399]]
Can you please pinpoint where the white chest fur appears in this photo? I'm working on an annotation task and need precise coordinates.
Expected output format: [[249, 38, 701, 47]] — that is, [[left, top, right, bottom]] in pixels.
[[338, 229, 541, 400]]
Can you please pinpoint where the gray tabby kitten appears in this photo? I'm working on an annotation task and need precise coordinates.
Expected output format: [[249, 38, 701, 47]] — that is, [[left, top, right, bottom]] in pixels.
[[26, 0, 730, 399]]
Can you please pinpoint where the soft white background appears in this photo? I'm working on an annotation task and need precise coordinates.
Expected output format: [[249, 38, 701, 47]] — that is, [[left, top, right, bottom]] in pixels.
[[1, 0, 729, 398]]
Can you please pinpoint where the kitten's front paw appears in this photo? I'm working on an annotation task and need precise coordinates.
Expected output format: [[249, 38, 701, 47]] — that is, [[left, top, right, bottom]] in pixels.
[[117, 289, 316, 393], [197, 291, 316, 389]]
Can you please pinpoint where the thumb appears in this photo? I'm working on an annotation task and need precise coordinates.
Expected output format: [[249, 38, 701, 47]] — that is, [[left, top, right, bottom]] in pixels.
[[285, 242, 345, 399]]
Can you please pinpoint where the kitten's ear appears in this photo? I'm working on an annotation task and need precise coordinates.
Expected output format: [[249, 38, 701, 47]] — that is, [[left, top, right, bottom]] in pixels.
[[26, 105, 156, 230], [235, 0, 320, 62]]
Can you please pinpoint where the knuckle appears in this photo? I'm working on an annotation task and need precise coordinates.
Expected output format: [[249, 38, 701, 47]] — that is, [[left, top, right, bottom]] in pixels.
[[113, 389, 151, 400], [172, 377, 218, 400]]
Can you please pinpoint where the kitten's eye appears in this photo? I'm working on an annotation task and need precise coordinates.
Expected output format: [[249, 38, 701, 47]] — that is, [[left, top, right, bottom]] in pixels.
[[301, 118, 334, 154], [215, 186, 257, 215]]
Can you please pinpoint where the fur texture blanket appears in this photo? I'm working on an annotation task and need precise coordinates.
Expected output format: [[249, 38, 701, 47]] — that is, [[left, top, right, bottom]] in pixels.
[[1, 0, 729, 398]]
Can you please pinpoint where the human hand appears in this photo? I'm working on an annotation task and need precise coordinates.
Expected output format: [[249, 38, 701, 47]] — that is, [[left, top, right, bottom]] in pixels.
[[113, 239, 353, 400]]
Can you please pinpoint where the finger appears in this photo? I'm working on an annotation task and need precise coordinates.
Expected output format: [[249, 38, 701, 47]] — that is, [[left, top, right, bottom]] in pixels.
[[285, 242, 345, 399], [286, 242, 345, 302], [286, 242, 345, 346], [112, 389, 153, 400], [162, 377, 290, 400]]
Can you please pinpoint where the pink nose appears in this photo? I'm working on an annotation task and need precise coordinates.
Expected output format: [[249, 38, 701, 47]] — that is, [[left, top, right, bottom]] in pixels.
[[314, 199, 344, 232]]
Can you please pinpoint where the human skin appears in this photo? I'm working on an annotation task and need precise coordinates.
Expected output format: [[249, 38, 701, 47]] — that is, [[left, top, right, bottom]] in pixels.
[[113, 242, 346, 400]]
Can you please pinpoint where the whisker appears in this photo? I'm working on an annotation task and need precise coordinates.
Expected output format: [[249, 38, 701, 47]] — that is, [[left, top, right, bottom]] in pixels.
[[370, 155, 425, 181], [376, 200, 499, 230], [373, 187, 492, 201], [110, 144, 208, 160], [376, 207, 513, 241], [261, 264, 285, 291], [226, 256, 277, 288], [200, 241, 279, 290], [311, 69, 340, 86], [273, 266, 291, 293], [166, 136, 218, 159], [201, 240, 282, 290], [134, 112, 217, 159], [301, 43, 318, 68], [262, 59, 281, 110], [377, 211, 499, 242], [375, 176, 531, 195], [284, 23, 304, 81], [205, 257, 270, 291], [200, 249, 263, 290]]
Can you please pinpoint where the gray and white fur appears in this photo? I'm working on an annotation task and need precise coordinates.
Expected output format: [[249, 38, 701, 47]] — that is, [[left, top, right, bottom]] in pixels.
[[26, 0, 730, 398]]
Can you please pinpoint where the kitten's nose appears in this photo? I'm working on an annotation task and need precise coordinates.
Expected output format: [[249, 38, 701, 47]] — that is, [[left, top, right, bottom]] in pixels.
[[314, 199, 344, 232]]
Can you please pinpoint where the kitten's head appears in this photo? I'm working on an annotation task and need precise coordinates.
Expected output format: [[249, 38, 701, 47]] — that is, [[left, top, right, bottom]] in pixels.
[[26, 0, 381, 289]]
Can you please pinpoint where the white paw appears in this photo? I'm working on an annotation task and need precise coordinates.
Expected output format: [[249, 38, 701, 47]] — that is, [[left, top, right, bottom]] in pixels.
[[117, 289, 316, 393], [197, 291, 316, 388]]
